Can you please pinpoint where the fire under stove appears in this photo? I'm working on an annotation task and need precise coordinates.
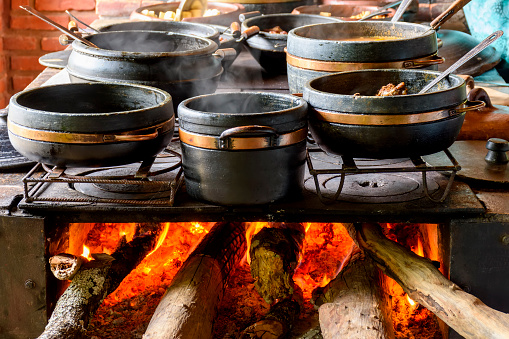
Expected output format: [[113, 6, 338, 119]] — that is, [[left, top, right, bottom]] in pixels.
[[1, 52, 509, 339]]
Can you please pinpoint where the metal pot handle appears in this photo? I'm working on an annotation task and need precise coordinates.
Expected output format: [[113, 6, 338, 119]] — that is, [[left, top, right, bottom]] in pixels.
[[404, 55, 444, 68], [449, 100, 486, 115], [219, 125, 279, 149]]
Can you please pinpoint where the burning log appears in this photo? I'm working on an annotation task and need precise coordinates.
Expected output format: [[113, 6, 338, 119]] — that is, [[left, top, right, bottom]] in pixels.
[[38, 223, 163, 339], [239, 297, 301, 339], [346, 222, 509, 339], [143, 222, 247, 339], [312, 243, 394, 339], [249, 223, 305, 304]]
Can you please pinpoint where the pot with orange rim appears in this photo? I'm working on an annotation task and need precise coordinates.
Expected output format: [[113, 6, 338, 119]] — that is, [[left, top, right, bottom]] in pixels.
[[303, 69, 485, 159], [177, 92, 308, 205]]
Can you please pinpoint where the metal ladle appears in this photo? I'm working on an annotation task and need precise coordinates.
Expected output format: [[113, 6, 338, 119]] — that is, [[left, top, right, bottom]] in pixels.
[[391, 0, 413, 23], [419, 30, 504, 94], [20, 6, 98, 48]]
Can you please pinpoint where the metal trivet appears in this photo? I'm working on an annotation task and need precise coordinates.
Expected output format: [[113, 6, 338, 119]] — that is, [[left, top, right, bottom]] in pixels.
[[306, 148, 461, 204], [22, 149, 183, 206]]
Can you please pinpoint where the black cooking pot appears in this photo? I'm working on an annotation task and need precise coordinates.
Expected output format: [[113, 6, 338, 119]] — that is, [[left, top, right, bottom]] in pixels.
[[287, 21, 444, 93], [240, 13, 342, 74], [66, 31, 236, 109], [178, 92, 308, 205], [7, 83, 174, 167], [303, 69, 484, 159]]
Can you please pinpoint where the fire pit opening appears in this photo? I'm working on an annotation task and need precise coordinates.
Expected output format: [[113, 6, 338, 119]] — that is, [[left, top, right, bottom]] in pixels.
[[45, 221, 445, 338]]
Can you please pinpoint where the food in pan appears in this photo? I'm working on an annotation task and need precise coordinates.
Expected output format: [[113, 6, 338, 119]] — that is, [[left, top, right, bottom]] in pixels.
[[263, 26, 288, 34], [376, 82, 408, 96], [141, 1, 220, 21]]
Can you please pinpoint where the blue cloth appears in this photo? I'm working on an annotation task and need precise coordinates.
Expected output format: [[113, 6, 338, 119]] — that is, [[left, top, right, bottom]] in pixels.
[[463, 0, 509, 62]]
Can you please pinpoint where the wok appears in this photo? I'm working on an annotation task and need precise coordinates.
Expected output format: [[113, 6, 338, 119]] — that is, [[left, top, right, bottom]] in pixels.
[[7, 83, 175, 167], [303, 69, 484, 159]]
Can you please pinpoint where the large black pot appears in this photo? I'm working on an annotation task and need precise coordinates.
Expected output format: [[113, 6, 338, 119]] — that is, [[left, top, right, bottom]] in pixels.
[[178, 92, 308, 205], [241, 13, 342, 74], [287, 21, 444, 93], [303, 69, 484, 159], [7, 83, 174, 167], [66, 31, 236, 109]]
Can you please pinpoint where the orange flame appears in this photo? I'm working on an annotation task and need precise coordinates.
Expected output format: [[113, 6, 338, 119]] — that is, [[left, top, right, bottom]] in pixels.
[[81, 245, 93, 261], [146, 222, 171, 257], [245, 222, 269, 263], [407, 294, 416, 306]]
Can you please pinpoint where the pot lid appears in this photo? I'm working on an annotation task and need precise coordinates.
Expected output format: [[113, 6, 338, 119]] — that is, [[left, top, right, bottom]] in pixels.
[[424, 140, 509, 184]]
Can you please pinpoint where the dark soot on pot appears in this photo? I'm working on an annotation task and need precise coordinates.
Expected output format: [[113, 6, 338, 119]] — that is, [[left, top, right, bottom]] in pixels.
[[186, 93, 301, 113], [310, 71, 456, 96], [87, 31, 210, 53], [16, 84, 167, 114]]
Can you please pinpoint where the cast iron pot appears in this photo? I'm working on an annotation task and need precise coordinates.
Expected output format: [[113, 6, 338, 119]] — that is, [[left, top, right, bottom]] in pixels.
[[303, 69, 484, 159], [178, 92, 308, 205], [240, 13, 342, 74], [66, 31, 236, 109], [7, 83, 174, 167], [287, 21, 443, 93]]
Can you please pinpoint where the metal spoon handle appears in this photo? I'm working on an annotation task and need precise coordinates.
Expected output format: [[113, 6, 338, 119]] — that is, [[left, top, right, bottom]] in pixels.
[[358, 10, 392, 21], [20, 6, 98, 48], [419, 30, 504, 94], [391, 0, 413, 22], [65, 10, 100, 33]]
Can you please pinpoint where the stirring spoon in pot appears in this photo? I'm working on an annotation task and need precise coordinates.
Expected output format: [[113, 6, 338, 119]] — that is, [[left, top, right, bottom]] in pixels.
[[20, 6, 99, 48], [391, 0, 413, 22], [419, 30, 503, 94], [65, 10, 100, 33]]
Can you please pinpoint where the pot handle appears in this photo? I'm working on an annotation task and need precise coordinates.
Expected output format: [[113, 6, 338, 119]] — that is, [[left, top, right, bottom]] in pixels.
[[449, 100, 486, 115], [214, 47, 238, 69], [239, 11, 261, 22], [404, 55, 444, 68], [219, 125, 279, 148]]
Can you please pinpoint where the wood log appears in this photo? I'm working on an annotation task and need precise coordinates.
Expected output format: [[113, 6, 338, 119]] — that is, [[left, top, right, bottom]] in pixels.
[[143, 222, 247, 339], [38, 223, 163, 339], [312, 243, 394, 339], [345, 222, 509, 339], [239, 298, 301, 339], [49, 253, 85, 280], [249, 223, 305, 305]]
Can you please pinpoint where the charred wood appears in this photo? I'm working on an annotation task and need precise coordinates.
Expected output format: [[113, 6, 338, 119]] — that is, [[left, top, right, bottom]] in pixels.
[[345, 222, 509, 339], [143, 222, 247, 339], [239, 298, 301, 339], [38, 223, 163, 339], [249, 223, 305, 305], [312, 243, 394, 339]]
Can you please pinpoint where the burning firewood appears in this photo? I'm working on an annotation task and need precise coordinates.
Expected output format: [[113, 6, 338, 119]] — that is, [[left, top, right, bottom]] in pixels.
[[249, 223, 305, 304], [239, 297, 301, 339], [312, 243, 394, 339], [143, 222, 247, 339], [345, 222, 509, 339], [38, 223, 163, 339]]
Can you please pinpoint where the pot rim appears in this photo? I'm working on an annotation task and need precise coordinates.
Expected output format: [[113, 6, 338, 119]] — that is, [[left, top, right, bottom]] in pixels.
[[9, 82, 173, 118], [242, 13, 342, 39], [303, 69, 467, 114], [73, 31, 219, 58]]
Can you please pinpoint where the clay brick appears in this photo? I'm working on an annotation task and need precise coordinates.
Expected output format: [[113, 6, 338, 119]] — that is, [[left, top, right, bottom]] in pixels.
[[4, 36, 38, 50], [11, 0, 30, 10], [35, 0, 96, 11], [11, 56, 46, 71], [41, 36, 67, 51], [0, 75, 8, 94], [13, 74, 37, 92], [11, 14, 69, 30], [96, 0, 141, 17], [0, 96, 8, 109], [0, 57, 6, 73]]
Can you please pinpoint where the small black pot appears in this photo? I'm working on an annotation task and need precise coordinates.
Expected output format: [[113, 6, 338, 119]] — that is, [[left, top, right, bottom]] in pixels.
[[303, 69, 480, 159], [241, 14, 342, 74], [178, 92, 308, 205], [7, 83, 174, 167]]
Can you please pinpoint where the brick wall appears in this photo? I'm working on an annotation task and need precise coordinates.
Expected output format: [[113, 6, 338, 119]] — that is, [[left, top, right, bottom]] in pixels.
[[0, 0, 98, 107]]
